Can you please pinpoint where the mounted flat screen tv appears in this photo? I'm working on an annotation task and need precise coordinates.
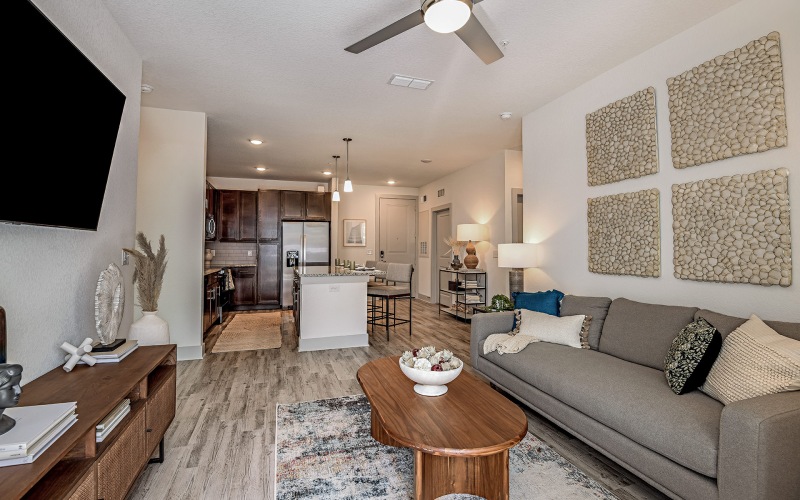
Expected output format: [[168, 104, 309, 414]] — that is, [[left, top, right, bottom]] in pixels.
[[0, 0, 126, 231]]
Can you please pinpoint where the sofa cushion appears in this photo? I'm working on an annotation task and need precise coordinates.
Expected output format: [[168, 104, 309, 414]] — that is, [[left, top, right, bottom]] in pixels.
[[599, 298, 699, 370], [560, 295, 612, 350], [695, 309, 800, 341], [517, 309, 586, 348], [511, 289, 564, 316], [664, 318, 722, 395], [700, 315, 800, 405], [480, 341, 722, 477]]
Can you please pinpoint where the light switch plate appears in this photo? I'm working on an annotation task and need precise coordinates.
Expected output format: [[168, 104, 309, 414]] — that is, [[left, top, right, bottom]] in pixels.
[[247, 250, 253, 257], [367, 249, 373, 255], [329, 284, 340, 292]]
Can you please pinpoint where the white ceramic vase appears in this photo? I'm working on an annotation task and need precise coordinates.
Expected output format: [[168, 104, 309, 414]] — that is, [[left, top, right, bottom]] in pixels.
[[129, 311, 170, 346]]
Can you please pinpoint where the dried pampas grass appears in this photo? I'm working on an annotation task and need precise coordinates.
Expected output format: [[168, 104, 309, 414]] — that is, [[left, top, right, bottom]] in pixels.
[[124, 232, 167, 312]]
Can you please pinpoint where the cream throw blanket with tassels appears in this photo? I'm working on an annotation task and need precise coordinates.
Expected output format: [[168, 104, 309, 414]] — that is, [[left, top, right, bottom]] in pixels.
[[483, 333, 539, 355]]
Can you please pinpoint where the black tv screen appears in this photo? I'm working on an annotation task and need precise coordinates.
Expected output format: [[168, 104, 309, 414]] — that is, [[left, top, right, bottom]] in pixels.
[[1, 0, 126, 231]]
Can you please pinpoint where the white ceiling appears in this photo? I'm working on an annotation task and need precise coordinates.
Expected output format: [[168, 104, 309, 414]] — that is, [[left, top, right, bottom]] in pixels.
[[102, 0, 741, 187]]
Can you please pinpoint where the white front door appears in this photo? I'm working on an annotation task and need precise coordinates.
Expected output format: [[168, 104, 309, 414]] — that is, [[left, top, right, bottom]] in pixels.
[[378, 197, 417, 296]]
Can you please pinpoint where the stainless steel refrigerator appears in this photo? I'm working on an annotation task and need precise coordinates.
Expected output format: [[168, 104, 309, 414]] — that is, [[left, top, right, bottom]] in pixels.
[[281, 221, 330, 307]]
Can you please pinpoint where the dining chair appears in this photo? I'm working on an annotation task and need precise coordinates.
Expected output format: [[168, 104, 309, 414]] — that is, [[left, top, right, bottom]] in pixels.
[[367, 263, 413, 340]]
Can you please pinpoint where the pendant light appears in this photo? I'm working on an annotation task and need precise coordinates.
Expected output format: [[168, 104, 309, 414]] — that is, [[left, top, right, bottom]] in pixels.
[[343, 138, 353, 193], [332, 155, 341, 202]]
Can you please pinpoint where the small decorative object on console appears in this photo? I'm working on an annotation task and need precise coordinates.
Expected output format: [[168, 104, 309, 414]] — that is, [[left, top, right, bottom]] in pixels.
[[94, 263, 125, 348], [61, 338, 96, 372], [490, 294, 513, 311], [125, 232, 170, 346], [0, 362, 23, 436], [399, 346, 463, 396]]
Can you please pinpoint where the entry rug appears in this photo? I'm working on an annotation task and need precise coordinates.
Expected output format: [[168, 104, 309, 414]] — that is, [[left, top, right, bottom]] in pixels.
[[275, 395, 616, 499], [211, 312, 282, 353]]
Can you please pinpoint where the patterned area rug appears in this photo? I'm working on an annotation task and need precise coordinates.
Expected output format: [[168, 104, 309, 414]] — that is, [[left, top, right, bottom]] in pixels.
[[275, 395, 616, 499], [211, 312, 282, 353]]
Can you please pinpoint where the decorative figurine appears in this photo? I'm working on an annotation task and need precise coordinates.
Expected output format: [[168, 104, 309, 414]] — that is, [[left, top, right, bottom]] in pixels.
[[0, 364, 23, 435], [61, 338, 97, 372]]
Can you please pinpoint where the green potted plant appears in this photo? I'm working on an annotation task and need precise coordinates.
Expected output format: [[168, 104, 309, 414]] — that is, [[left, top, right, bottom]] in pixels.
[[124, 232, 169, 346]]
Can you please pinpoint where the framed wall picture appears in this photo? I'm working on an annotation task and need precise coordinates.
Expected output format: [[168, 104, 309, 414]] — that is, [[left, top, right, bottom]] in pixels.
[[343, 219, 367, 247]]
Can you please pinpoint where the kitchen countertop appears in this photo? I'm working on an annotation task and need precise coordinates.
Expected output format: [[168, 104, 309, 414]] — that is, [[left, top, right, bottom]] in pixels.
[[295, 267, 384, 278], [204, 264, 256, 276]]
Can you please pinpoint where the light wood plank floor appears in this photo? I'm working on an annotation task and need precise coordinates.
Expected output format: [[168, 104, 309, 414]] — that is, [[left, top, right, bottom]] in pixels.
[[130, 300, 667, 499]]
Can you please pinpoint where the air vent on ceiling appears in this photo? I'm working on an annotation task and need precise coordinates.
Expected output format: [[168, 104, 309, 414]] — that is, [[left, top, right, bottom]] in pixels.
[[437, 189, 445, 198], [389, 74, 434, 90]]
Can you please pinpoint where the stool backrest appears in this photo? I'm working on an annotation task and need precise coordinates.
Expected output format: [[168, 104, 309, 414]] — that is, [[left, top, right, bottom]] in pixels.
[[375, 261, 389, 272], [365, 260, 377, 268], [386, 263, 413, 284]]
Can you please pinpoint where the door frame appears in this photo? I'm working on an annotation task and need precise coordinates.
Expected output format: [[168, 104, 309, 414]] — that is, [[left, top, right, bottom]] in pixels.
[[430, 203, 452, 305], [375, 194, 419, 297]]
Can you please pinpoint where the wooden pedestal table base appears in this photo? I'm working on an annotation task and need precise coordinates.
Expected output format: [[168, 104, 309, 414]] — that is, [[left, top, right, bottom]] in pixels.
[[358, 357, 527, 500]]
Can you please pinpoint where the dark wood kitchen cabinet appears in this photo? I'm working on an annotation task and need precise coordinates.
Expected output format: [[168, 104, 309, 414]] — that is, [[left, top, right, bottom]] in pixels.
[[205, 182, 217, 241], [257, 242, 281, 306], [280, 191, 305, 220], [257, 190, 281, 240], [305, 192, 331, 221], [280, 191, 331, 221], [219, 190, 257, 242], [232, 267, 257, 307], [239, 191, 257, 241]]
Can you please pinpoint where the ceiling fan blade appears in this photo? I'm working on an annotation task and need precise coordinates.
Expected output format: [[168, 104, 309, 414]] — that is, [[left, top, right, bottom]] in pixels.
[[345, 10, 425, 54], [454, 13, 504, 64]]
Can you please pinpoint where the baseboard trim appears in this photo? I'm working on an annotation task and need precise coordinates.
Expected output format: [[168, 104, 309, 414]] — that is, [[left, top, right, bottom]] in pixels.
[[178, 345, 203, 361], [299, 334, 369, 352]]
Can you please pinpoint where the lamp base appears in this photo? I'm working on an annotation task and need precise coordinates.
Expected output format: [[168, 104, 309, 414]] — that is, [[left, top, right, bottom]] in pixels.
[[464, 240, 479, 269], [509, 268, 524, 295]]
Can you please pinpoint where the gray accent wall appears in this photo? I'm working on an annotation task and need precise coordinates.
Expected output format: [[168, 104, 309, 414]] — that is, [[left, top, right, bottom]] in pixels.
[[0, 0, 142, 383]]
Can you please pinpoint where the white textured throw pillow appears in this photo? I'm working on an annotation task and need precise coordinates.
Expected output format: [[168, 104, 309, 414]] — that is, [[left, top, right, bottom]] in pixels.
[[700, 314, 800, 405], [517, 309, 586, 348]]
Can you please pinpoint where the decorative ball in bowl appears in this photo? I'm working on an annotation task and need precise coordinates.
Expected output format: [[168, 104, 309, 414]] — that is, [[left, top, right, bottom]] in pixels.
[[399, 346, 463, 397]]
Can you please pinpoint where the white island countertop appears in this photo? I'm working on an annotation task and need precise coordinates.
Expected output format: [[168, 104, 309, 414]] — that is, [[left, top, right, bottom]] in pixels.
[[294, 267, 370, 351]]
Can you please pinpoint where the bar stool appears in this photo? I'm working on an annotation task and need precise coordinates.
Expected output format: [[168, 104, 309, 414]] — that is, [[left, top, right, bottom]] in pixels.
[[368, 261, 389, 287], [367, 263, 413, 340]]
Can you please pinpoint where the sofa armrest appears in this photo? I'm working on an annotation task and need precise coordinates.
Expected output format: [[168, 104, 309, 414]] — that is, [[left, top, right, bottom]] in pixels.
[[470, 311, 515, 368], [718, 391, 800, 500]]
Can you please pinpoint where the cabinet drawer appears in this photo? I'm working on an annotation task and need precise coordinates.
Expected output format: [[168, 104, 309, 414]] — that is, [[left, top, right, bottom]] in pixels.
[[97, 407, 147, 500], [67, 466, 96, 500], [146, 368, 176, 455]]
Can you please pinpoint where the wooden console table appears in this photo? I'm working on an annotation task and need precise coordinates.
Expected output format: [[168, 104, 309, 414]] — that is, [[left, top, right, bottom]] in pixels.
[[0, 344, 176, 500]]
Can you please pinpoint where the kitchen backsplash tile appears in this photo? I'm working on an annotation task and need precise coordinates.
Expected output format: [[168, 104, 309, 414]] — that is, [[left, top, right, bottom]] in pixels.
[[206, 241, 257, 266]]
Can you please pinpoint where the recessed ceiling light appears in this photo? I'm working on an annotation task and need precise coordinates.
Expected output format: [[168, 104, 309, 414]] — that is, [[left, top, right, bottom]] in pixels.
[[387, 180, 397, 185], [249, 139, 263, 145], [141, 84, 154, 93], [255, 166, 267, 172], [500, 112, 513, 120], [323, 171, 332, 176], [421, 159, 433, 163]]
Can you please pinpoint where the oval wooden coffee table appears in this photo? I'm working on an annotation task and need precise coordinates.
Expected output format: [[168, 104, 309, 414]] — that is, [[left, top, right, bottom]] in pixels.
[[357, 356, 528, 500]]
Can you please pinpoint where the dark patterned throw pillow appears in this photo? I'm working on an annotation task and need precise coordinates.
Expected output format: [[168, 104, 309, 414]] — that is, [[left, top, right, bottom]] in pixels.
[[664, 318, 722, 395]]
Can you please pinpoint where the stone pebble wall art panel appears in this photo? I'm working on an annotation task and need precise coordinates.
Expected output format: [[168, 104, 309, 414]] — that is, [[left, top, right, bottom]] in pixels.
[[586, 87, 658, 186], [667, 32, 787, 169], [588, 189, 661, 277], [672, 168, 791, 287]]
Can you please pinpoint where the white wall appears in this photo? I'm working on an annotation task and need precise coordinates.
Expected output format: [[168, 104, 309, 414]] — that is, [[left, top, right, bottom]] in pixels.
[[504, 150, 524, 244], [0, 0, 141, 384], [138, 107, 207, 360], [522, 0, 800, 322], [206, 177, 323, 192], [418, 151, 511, 301], [335, 184, 419, 265]]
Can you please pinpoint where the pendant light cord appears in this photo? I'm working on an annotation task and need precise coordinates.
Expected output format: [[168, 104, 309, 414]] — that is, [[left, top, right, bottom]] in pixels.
[[332, 155, 340, 191], [343, 138, 352, 181]]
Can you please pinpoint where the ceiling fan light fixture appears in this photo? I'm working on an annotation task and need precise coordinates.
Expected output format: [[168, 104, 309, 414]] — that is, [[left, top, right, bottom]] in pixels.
[[422, 0, 472, 34]]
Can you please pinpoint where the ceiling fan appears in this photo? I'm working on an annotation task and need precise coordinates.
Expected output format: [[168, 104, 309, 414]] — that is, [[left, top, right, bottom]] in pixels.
[[345, 0, 503, 65]]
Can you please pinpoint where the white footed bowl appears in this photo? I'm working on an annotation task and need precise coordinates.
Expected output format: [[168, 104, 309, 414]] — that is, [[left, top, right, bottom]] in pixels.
[[399, 358, 463, 396]]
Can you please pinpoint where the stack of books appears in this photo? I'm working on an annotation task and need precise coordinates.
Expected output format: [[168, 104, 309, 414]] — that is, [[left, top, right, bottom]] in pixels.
[[78, 339, 138, 364], [96, 399, 130, 443], [0, 402, 78, 467], [464, 279, 480, 289], [465, 293, 483, 303]]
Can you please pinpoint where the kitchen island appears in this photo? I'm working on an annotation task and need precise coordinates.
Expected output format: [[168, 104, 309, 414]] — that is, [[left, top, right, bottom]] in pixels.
[[293, 268, 370, 351]]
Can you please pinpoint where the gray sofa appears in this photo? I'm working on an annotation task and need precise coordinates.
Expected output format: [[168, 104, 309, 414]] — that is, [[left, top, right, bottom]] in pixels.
[[470, 296, 800, 500]]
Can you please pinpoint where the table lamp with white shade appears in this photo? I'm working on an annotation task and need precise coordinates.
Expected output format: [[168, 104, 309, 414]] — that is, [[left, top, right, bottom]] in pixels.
[[456, 224, 489, 269], [498, 243, 538, 295]]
